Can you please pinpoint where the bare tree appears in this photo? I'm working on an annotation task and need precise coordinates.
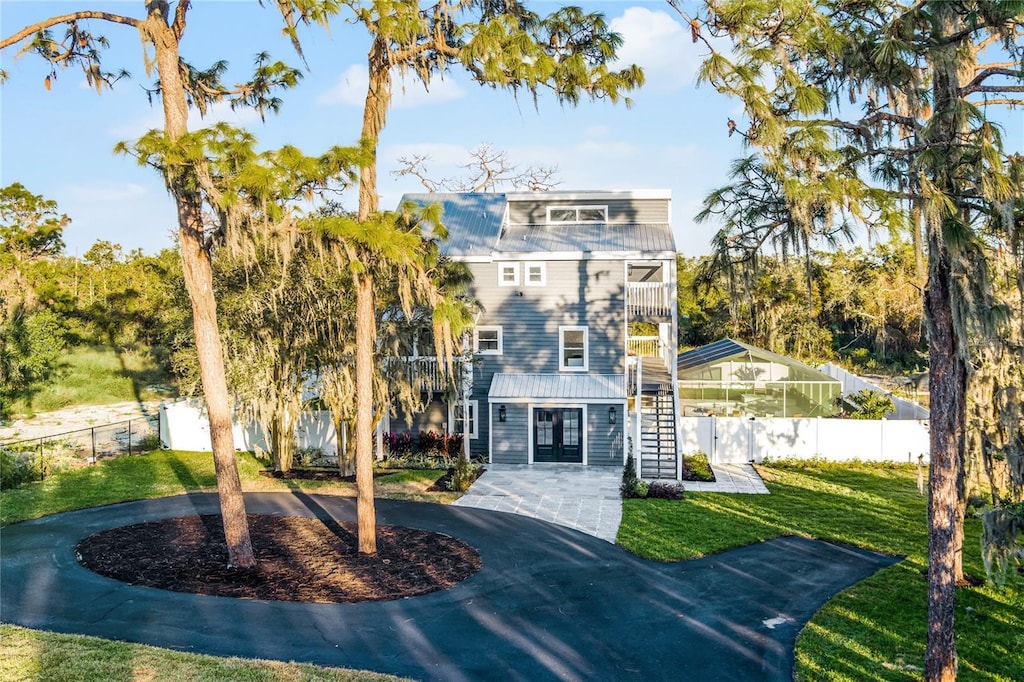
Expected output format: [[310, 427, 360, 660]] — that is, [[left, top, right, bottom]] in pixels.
[[394, 144, 561, 192]]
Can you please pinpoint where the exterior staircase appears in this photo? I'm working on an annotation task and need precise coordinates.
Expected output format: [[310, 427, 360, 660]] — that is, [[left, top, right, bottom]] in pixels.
[[638, 358, 678, 479]]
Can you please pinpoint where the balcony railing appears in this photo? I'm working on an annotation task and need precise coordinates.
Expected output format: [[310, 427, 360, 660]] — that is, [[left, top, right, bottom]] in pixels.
[[626, 282, 673, 317], [627, 336, 662, 358], [391, 356, 462, 393]]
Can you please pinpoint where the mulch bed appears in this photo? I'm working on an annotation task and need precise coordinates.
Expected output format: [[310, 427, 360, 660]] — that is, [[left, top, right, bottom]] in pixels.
[[76, 514, 481, 603]]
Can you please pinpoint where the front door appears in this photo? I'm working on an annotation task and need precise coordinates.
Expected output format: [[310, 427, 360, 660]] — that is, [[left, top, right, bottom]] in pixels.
[[534, 408, 583, 463]]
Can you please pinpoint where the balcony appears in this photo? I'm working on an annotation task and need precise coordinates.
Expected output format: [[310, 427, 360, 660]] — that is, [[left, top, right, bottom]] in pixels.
[[392, 356, 463, 393], [626, 282, 673, 318]]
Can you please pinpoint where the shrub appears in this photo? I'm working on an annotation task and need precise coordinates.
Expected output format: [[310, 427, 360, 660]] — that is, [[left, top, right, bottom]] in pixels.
[[646, 481, 685, 500], [295, 447, 334, 468], [418, 430, 444, 457], [620, 440, 643, 499], [448, 453, 478, 492], [383, 430, 462, 461], [134, 433, 162, 453], [0, 450, 45, 489]]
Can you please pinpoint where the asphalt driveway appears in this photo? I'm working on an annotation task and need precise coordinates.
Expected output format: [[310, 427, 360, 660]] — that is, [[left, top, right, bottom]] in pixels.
[[0, 493, 899, 681]]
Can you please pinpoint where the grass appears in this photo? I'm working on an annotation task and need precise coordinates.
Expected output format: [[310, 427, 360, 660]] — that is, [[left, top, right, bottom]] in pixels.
[[0, 449, 457, 526], [618, 460, 1024, 681], [0, 624, 406, 682], [9, 345, 177, 416], [0, 450, 458, 680]]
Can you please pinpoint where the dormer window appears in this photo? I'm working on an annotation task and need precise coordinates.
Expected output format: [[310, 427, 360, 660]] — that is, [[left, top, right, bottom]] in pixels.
[[546, 205, 608, 224]]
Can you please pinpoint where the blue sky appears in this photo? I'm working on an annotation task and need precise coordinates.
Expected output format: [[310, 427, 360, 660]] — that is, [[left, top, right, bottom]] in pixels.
[[2, 2, 1021, 260]]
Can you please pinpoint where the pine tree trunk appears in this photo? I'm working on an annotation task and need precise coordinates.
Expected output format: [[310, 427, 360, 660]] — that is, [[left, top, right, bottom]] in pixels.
[[924, 244, 963, 681], [351, 36, 391, 556], [146, 6, 254, 567], [923, 6, 972, 674], [358, 37, 390, 221], [355, 274, 377, 554]]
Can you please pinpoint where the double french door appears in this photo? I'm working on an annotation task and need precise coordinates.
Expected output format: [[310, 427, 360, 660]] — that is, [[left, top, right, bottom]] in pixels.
[[533, 408, 583, 463]]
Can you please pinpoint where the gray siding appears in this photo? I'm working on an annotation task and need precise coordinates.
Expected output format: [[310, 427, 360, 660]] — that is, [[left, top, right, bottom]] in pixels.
[[390, 398, 447, 436], [508, 198, 669, 225], [469, 259, 626, 374], [490, 404, 529, 464], [587, 407, 624, 466], [468, 258, 626, 458]]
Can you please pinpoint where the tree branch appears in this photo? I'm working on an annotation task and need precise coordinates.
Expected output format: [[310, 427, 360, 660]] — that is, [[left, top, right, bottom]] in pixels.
[[961, 67, 1024, 95], [0, 11, 138, 50]]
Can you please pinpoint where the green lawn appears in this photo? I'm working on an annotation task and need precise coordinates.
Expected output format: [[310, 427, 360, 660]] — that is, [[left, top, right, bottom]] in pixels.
[[618, 461, 1024, 681], [0, 449, 456, 680], [9, 344, 176, 416], [0, 624, 406, 682], [0, 449, 456, 526]]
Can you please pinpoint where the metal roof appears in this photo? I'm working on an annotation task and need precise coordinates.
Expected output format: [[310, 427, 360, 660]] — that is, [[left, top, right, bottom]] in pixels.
[[488, 373, 626, 400], [677, 338, 838, 382], [401, 193, 506, 257], [497, 223, 674, 254], [400, 192, 675, 257]]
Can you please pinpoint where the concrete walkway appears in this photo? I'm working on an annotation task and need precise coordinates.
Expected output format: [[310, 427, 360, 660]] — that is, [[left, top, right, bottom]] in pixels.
[[0, 493, 901, 682], [453, 464, 623, 542]]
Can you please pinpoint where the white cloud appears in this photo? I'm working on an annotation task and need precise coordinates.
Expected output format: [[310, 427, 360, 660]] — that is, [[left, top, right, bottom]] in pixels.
[[319, 64, 466, 109], [610, 8, 707, 92]]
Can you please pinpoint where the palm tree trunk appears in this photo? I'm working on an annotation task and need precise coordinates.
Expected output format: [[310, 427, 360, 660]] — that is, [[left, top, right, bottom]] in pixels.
[[146, 7, 254, 567]]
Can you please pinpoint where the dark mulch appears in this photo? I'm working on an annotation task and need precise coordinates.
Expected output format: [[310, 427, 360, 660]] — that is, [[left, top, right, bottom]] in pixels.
[[76, 514, 481, 603]]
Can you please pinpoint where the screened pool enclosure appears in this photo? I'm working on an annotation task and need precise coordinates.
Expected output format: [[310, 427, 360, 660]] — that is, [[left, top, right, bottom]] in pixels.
[[677, 339, 841, 418]]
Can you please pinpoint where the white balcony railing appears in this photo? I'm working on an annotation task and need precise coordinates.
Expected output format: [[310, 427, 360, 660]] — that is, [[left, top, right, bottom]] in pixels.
[[393, 356, 461, 393], [627, 336, 662, 358], [626, 282, 673, 317]]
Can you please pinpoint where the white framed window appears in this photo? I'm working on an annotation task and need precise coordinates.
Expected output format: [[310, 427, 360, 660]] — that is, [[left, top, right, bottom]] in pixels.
[[524, 261, 546, 286], [559, 326, 589, 371], [497, 262, 519, 286], [474, 326, 503, 355], [450, 400, 479, 439], [546, 205, 608, 224]]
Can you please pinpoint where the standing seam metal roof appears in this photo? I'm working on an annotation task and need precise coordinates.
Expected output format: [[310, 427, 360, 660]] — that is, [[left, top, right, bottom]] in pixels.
[[400, 192, 675, 257], [677, 338, 838, 382], [401, 193, 506, 257], [488, 373, 626, 400], [497, 223, 674, 253]]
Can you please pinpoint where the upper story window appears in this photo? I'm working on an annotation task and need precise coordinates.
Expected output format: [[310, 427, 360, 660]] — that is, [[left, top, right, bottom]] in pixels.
[[524, 262, 546, 286], [474, 326, 503, 355], [559, 326, 589, 371], [498, 262, 519, 286], [546, 205, 608, 224]]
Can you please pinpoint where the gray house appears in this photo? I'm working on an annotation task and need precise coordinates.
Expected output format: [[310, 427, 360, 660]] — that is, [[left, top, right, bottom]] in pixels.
[[384, 190, 682, 479]]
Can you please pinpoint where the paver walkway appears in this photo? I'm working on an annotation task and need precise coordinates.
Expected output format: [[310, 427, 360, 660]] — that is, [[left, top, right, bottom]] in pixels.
[[1, 493, 900, 682], [453, 464, 623, 542], [692, 463, 771, 494], [453, 462, 769, 543]]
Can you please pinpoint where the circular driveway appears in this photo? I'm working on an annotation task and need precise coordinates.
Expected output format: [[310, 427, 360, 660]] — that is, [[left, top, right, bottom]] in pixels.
[[0, 493, 899, 681]]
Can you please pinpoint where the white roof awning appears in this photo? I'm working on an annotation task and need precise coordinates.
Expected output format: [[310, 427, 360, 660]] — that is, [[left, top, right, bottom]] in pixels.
[[488, 373, 626, 401]]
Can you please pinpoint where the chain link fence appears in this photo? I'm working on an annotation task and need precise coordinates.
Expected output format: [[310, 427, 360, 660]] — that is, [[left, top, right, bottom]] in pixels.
[[0, 414, 161, 487]]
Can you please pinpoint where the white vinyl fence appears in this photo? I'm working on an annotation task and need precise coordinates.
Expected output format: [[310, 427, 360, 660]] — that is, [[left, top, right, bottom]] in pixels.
[[159, 400, 339, 458], [679, 416, 930, 465]]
